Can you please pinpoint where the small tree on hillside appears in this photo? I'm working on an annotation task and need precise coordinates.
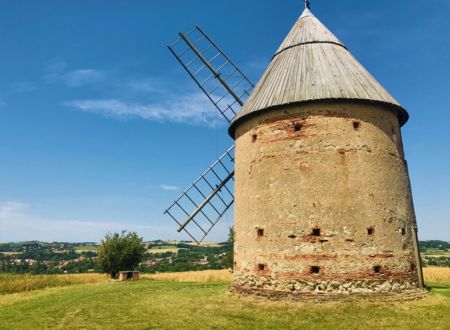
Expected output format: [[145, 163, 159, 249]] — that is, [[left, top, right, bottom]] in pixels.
[[97, 231, 146, 279], [223, 227, 234, 269]]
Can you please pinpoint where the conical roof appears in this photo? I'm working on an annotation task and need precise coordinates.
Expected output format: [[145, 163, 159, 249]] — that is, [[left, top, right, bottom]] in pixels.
[[229, 8, 408, 137]]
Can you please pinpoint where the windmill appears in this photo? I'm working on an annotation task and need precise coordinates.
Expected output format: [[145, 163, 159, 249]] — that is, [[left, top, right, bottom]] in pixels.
[[164, 2, 424, 298], [164, 25, 254, 244]]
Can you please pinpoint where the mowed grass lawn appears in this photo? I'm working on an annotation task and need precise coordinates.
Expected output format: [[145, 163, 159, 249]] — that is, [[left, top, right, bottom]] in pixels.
[[0, 272, 449, 330]]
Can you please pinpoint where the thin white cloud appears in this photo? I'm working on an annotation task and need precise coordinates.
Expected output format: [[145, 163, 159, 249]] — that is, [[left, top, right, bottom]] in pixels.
[[43, 61, 163, 92], [126, 79, 162, 93], [159, 184, 180, 191], [243, 57, 270, 75], [63, 93, 222, 127], [44, 61, 104, 87], [43, 61, 69, 83], [64, 69, 104, 87], [0, 201, 174, 243], [11, 81, 37, 93], [44, 60, 231, 126], [0, 201, 29, 218]]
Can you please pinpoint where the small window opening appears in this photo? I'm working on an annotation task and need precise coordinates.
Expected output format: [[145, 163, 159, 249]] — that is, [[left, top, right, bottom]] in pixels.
[[258, 264, 265, 271], [312, 228, 321, 236], [293, 122, 302, 132], [374, 265, 381, 274], [310, 266, 320, 274], [367, 227, 375, 236], [288, 234, 296, 239], [257, 228, 264, 237], [353, 121, 361, 130], [251, 134, 257, 143], [401, 228, 406, 236], [410, 262, 416, 271]]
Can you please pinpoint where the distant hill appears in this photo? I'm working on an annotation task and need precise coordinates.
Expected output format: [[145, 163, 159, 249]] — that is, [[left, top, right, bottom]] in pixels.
[[1, 240, 448, 274], [0, 240, 232, 275]]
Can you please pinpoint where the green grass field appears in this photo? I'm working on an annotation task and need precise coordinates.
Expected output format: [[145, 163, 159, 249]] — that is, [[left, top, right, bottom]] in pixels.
[[0, 278, 449, 329], [149, 245, 178, 249], [422, 248, 450, 256]]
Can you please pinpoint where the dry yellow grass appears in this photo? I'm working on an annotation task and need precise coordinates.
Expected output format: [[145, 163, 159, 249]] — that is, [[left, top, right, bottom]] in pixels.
[[146, 248, 183, 254], [1, 267, 447, 296], [54, 273, 108, 282], [1, 252, 22, 256], [0, 273, 109, 294], [423, 267, 450, 283], [183, 242, 223, 247], [145, 268, 450, 285], [143, 269, 233, 282], [74, 249, 96, 253]]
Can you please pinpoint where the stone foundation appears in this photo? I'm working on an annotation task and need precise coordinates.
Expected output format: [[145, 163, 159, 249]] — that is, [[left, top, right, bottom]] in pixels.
[[233, 274, 418, 294], [230, 283, 426, 302], [232, 274, 426, 301]]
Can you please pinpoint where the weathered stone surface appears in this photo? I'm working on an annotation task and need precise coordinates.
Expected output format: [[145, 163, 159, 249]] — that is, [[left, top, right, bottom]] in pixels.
[[232, 102, 422, 298]]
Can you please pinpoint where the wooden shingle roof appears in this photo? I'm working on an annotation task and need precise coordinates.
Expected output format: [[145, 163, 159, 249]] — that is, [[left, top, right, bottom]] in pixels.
[[229, 8, 408, 137]]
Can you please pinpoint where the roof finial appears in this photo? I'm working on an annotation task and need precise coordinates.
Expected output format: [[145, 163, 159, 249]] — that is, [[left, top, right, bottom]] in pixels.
[[304, 0, 311, 9]]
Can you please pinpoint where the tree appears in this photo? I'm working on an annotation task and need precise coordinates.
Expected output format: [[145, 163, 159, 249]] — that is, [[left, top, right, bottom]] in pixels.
[[223, 227, 234, 269], [97, 231, 146, 279], [30, 261, 48, 275]]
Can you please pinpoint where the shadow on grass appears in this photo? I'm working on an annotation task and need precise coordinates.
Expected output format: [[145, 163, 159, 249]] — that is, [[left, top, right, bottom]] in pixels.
[[427, 283, 450, 299], [427, 282, 450, 289]]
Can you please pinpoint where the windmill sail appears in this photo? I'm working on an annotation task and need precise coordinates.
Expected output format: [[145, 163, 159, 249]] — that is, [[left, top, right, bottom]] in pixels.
[[167, 25, 254, 123], [164, 146, 235, 243], [165, 27, 254, 242]]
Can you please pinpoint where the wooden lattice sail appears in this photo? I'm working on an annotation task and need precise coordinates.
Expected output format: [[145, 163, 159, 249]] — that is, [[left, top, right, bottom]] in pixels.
[[165, 26, 254, 243]]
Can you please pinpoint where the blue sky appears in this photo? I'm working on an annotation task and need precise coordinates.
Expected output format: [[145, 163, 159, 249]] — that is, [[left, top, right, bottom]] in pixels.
[[0, 0, 449, 242]]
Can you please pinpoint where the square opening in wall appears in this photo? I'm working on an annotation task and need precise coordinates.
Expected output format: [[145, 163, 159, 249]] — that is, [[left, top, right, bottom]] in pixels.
[[293, 122, 302, 132], [258, 264, 265, 271], [251, 134, 257, 143], [310, 266, 320, 274], [353, 121, 361, 130], [401, 228, 406, 235], [374, 265, 381, 274], [367, 227, 375, 236], [312, 228, 321, 236], [257, 228, 264, 237]]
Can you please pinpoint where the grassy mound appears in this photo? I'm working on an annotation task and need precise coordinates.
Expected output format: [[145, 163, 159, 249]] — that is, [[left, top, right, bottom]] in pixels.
[[0, 277, 449, 329]]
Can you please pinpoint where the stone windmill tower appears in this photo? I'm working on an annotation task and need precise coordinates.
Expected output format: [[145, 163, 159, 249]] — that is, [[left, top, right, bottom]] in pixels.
[[165, 2, 424, 299]]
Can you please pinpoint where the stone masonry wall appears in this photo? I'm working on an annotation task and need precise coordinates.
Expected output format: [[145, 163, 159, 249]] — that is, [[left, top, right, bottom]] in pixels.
[[232, 102, 421, 297]]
